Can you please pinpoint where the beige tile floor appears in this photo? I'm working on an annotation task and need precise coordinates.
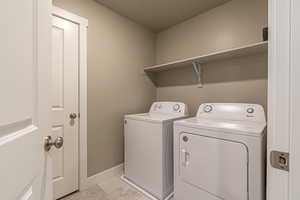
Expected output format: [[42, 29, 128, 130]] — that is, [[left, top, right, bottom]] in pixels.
[[60, 176, 153, 200]]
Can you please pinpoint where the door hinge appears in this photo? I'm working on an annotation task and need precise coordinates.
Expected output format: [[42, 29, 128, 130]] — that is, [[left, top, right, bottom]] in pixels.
[[270, 151, 289, 172]]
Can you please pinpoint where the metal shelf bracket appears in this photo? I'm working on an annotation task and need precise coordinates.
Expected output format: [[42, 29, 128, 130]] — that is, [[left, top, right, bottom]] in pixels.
[[192, 61, 203, 87]]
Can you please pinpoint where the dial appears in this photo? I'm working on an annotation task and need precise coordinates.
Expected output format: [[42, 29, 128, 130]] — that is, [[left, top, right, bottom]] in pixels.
[[155, 104, 162, 110], [247, 107, 255, 114], [173, 104, 180, 111], [204, 105, 213, 113]]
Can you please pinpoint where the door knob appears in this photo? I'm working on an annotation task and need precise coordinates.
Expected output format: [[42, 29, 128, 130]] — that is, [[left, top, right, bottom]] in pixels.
[[69, 113, 77, 119], [54, 137, 64, 149], [44, 136, 64, 152]]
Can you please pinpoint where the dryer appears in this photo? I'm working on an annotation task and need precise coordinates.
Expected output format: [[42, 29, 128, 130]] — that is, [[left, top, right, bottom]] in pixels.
[[123, 102, 189, 200], [174, 103, 266, 200]]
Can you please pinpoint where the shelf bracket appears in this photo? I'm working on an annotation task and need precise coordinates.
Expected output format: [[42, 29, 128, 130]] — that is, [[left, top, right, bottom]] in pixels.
[[192, 61, 203, 87]]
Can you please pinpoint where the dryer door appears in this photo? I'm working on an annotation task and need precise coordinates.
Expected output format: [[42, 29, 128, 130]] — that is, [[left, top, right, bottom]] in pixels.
[[179, 132, 248, 200]]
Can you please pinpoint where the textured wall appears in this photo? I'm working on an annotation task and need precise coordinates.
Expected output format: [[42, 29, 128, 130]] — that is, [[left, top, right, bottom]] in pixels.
[[53, 0, 156, 176], [155, 0, 268, 115]]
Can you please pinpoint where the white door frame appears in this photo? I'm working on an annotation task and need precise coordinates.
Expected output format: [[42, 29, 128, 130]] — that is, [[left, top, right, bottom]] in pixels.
[[267, 0, 290, 199], [267, 0, 300, 199], [52, 6, 89, 191]]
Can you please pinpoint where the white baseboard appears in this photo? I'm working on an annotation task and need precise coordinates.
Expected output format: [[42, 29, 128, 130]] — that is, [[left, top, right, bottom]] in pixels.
[[121, 175, 174, 200], [81, 163, 124, 190]]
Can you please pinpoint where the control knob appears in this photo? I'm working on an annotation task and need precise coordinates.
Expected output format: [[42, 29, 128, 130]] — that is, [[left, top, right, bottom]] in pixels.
[[247, 108, 255, 114], [173, 104, 180, 111], [204, 105, 213, 113]]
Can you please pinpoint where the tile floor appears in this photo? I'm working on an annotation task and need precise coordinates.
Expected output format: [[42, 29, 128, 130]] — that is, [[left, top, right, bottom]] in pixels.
[[61, 176, 153, 200]]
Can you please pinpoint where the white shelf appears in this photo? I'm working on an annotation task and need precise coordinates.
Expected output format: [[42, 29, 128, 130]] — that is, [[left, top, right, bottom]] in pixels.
[[144, 41, 268, 72]]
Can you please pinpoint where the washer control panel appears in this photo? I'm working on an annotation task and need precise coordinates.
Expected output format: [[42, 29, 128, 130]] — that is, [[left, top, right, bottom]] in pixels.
[[150, 102, 189, 116], [154, 103, 162, 110], [197, 103, 266, 123]]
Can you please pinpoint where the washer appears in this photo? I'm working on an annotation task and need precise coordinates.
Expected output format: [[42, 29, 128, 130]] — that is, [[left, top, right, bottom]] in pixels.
[[174, 103, 267, 200], [122, 102, 189, 200]]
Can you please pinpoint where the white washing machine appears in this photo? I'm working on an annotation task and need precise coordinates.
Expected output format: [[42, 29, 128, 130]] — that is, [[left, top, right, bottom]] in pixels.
[[174, 103, 267, 200], [122, 102, 189, 200]]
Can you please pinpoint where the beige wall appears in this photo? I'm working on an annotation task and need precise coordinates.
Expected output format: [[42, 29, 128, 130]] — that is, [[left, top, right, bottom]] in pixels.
[[53, 0, 156, 176], [155, 0, 268, 115]]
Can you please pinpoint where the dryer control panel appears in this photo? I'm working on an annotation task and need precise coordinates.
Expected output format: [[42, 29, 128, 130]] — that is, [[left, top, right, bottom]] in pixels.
[[150, 102, 189, 116], [197, 103, 266, 123]]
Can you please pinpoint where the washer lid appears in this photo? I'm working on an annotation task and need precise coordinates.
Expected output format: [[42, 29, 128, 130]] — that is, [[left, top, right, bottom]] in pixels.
[[175, 117, 266, 137], [125, 113, 186, 123]]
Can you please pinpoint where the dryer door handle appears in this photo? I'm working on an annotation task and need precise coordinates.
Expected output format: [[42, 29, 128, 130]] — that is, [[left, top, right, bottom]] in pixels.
[[181, 149, 190, 167]]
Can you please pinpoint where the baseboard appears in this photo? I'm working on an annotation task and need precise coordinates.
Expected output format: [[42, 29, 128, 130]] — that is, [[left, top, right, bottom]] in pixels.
[[81, 163, 124, 190], [121, 175, 174, 200]]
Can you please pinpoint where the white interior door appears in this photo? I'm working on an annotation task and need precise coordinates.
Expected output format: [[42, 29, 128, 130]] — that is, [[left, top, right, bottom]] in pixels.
[[0, 0, 51, 199], [51, 15, 79, 199]]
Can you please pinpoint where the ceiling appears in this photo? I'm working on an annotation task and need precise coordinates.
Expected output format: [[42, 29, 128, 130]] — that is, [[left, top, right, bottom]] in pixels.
[[96, 0, 231, 32]]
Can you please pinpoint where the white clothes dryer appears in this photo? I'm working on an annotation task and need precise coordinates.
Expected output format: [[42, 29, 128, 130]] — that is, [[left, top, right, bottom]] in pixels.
[[174, 103, 267, 200]]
